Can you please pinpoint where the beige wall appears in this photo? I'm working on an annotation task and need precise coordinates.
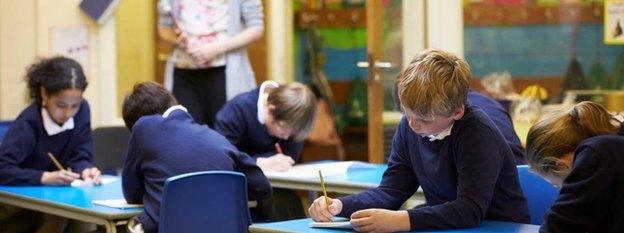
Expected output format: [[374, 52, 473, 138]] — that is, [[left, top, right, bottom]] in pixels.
[[427, 0, 463, 57], [115, 0, 156, 108], [0, 0, 119, 126], [0, 0, 37, 120]]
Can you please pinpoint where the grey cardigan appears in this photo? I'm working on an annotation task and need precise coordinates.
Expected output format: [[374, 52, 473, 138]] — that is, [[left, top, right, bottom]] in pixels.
[[158, 0, 264, 100]]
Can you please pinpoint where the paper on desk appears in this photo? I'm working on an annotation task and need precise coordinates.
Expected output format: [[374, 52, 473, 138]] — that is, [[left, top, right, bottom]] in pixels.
[[92, 199, 143, 209], [310, 221, 353, 229], [264, 161, 355, 179], [71, 176, 118, 187]]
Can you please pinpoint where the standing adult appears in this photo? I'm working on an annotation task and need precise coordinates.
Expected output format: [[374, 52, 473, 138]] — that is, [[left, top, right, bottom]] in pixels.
[[158, 0, 264, 127]]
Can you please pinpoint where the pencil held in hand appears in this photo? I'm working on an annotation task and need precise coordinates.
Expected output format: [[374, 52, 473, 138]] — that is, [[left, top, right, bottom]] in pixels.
[[319, 170, 330, 206], [47, 152, 65, 171], [275, 143, 284, 154]]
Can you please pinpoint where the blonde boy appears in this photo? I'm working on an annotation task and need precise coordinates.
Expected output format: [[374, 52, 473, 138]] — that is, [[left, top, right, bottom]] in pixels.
[[309, 49, 529, 231]]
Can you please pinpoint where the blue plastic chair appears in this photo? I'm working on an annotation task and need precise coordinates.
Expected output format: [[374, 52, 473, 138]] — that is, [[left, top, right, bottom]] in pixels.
[[517, 165, 560, 225], [158, 171, 252, 233], [0, 121, 12, 144]]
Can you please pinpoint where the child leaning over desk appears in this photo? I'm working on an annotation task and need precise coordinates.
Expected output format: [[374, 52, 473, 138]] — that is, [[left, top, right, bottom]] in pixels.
[[121, 82, 271, 233], [526, 101, 624, 232], [0, 57, 101, 233], [215, 81, 317, 221], [309, 49, 530, 232]]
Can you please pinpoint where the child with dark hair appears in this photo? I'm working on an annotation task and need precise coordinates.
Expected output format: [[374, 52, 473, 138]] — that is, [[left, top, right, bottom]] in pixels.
[[526, 101, 624, 232], [121, 81, 271, 233], [0, 56, 100, 232]]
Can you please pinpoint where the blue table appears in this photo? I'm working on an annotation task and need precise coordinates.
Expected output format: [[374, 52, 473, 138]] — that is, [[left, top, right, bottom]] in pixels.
[[0, 178, 141, 233], [249, 218, 540, 233], [266, 162, 387, 194], [266, 162, 425, 205]]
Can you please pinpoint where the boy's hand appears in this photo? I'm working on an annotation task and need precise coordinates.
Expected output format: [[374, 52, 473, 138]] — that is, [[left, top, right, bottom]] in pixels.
[[256, 154, 295, 172], [41, 170, 80, 185], [350, 209, 410, 233], [81, 167, 102, 185], [309, 196, 342, 222]]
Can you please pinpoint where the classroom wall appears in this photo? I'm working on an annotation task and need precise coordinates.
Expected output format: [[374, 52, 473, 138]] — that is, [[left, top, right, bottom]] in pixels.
[[115, 0, 156, 110], [428, 0, 464, 57], [0, 0, 119, 127], [465, 25, 624, 78], [0, 1, 37, 120], [268, 0, 294, 84]]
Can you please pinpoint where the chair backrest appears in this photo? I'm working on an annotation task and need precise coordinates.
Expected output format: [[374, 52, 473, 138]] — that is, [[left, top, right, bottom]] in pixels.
[[0, 121, 12, 144], [158, 171, 252, 233], [517, 165, 560, 225], [92, 126, 131, 175]]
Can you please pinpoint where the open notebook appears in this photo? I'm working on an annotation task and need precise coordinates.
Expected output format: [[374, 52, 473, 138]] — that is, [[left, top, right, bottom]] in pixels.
[[92, 199, 143, 209]]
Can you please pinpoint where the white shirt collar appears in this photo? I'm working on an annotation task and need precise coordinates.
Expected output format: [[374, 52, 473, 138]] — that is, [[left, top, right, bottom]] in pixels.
[[162, 105, 188, 118], [427, 122, 454, 142], [257, 80, 280, 124], [41, 108, 74, 136]]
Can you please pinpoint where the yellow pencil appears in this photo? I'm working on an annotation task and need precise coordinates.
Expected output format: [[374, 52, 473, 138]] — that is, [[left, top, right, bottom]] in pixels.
[[47, 152, 65, 171], [319, 170, 330, 206]]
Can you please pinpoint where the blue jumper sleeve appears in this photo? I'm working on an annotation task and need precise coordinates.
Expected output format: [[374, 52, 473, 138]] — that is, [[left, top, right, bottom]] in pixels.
[[338, 122, 418, 217], [0, 120, 44, 185]]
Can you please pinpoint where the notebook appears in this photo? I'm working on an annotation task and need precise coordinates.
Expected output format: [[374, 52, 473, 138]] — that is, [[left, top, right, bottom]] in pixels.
[[92, 199, 143, 209], [309, 221, 353, 229]]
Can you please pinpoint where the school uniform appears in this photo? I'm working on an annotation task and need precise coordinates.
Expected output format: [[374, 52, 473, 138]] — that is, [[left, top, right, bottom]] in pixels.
[[215, 81, 305, 221], [0, 100, 93, 185], [468, 91, 525, 164], [338, 106, 530, 231], [122, 106, 271, 233], [540, 127, 624, 233], [215, 81, 303, 162]]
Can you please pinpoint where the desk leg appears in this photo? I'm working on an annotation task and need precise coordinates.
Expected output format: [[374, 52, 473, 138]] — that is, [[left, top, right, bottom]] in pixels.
[[104, 220, 117, 233]]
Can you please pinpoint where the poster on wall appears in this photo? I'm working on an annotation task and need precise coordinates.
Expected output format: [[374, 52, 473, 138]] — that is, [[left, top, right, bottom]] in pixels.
[[50, 25, 90, 71], [605, 0, 624, 44]]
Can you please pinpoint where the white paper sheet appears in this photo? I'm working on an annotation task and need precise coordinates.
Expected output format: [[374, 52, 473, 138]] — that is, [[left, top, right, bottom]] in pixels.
[[309, 221, 353, 229], [71, 176, 118, 187], [264, 161, 355, 179], [92, 199, 143, 209]]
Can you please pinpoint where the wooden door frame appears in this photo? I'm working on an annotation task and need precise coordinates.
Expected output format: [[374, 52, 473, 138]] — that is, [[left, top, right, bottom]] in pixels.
[[366, 0, 384, 164]]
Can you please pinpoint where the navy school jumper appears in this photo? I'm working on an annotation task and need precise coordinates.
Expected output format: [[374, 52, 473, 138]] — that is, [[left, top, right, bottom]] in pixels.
[[468, 91, 525, 164], [0, 100, 93, 185], [214, 88, 303, 162], [338, 106, 530, 231], [541, 127, 624, 233], [122, 109, 272, 233]]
